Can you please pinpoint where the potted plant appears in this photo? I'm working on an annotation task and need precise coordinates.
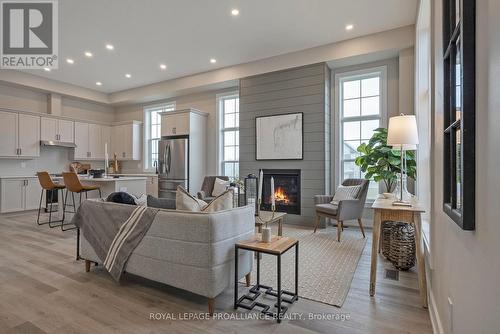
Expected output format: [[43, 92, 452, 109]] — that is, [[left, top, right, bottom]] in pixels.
[[355, 128, 416, 193]]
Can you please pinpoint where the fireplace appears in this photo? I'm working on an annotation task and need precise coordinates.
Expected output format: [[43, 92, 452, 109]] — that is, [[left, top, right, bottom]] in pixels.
[[260, 169, 301, 215]]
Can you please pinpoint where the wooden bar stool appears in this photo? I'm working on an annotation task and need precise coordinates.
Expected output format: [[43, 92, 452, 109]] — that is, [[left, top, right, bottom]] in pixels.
[[62, 172, 102, 260], [36, 172, 66, 228]]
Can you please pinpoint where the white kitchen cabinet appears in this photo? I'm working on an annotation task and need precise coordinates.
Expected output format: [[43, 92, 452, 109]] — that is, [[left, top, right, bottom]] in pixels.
[[146, 175, 158, 197], [18, 114, 40, 157], [0, 111, 18, 157], [0, 111, 40, 158], [24, 178, 42, 210], [88, 123, 101, 159], [40, 117, 57, 141], [41, 117, 74, 143], [74, 122, 89, 159], [101, 125, 111, 159], [161, 112, 190, 136], [0, 178, 41, 213], [111, 122, 141, 160], [58, 119, 74, 143]]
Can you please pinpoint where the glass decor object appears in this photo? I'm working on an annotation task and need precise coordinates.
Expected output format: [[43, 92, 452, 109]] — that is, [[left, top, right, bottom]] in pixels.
[[244, 174, 258, 216]]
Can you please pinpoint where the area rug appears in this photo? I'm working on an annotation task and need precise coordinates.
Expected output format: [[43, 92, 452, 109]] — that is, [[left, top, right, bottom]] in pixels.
[[245, 226, 367, 307]]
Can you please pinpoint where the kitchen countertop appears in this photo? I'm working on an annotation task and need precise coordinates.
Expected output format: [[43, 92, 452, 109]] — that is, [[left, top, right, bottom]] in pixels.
[[0, 173, 157, 179]]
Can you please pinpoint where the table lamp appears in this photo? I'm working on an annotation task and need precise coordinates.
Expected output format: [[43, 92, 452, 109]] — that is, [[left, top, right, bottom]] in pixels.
[[387, 114, 419, 206]]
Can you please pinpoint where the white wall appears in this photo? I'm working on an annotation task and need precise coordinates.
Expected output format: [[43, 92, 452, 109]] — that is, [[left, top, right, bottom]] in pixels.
[[115, 88, 237, 175], [430, 0, 500, 333]]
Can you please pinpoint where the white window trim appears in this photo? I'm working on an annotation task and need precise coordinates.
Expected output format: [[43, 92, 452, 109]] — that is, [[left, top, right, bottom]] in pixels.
[[333, 66, 388, 203], [143, 102, 176, 172], [216, 91, 239, 177]]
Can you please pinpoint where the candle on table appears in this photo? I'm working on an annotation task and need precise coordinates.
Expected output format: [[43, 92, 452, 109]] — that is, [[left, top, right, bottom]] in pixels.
[[271, 177, 275, 208], [258, 169, 263, 203]]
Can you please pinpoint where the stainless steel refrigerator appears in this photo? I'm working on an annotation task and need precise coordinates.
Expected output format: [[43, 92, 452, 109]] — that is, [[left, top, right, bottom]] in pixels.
[[158, 136, 189, 199]]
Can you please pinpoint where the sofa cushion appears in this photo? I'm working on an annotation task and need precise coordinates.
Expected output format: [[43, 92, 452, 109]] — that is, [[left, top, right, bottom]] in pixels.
[[211, 177, 230, 197], [176, 186, 208, 211], [316, 203, 338, 216], [330, 185, 361, 205], [203, 189, 233, 212], [147, 195, 176, 210]]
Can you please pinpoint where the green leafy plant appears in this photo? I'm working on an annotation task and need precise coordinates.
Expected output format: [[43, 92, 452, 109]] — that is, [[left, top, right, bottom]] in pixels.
[[355, 128, 416, 192]]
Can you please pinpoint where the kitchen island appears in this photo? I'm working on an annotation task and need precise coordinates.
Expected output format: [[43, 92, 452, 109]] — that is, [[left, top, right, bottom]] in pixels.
[[78, 176, 147, 199]]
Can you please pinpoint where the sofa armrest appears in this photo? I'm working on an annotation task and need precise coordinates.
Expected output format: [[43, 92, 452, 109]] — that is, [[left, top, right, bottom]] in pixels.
[[314, 195, 334, 205], [197, 190, 206, 200], [337, 199, 363, 221]]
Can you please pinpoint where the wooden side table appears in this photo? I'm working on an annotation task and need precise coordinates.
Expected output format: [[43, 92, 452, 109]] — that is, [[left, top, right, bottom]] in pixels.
[[234, 235, 298, 323], [370, 198, 428, 308], [255, 211, 287, 236]]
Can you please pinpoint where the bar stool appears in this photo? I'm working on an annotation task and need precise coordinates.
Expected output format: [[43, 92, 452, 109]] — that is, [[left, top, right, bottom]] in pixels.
[[62, 172, 102, 260], [36, 171, 66, 228]]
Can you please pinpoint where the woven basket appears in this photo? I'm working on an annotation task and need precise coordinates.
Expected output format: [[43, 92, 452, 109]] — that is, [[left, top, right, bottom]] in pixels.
[[381, 221, 396, 258], [389, 222, 416, 270]]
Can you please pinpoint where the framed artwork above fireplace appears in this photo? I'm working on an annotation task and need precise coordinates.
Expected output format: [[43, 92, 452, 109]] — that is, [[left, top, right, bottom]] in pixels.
[[255, 112, 303, 160]]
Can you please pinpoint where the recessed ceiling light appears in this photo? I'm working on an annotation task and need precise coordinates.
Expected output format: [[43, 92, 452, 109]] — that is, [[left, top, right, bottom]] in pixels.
[[210, 58, 217, 64], [44, 67, 51, 72], [66, 58, 74, 64], [84, 51, 93, 57], [231, 9, 239, 16], [105, 44, 114, 50], [160, 64, 167, 70], [125, 73, 131, 78], [345, 24, 354, 31], [96, 81, 102, 86]]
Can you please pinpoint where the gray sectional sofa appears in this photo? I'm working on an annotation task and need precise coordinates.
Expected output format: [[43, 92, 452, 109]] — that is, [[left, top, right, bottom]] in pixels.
[[81, 203, 255, 314]]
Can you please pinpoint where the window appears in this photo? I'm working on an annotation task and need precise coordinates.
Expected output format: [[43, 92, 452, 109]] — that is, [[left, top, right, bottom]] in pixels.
[[337, 67, 387, 200], [217, 92, 239, 179], [143, 103, 175, 171], [442, 0, 475, 229]]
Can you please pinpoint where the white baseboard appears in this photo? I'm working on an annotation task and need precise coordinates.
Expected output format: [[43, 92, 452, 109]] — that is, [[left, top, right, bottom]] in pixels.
[[429, 289, 445, 334]]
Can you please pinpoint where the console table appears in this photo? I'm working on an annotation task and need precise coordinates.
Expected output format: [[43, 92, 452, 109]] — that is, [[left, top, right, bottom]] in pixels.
[[234, 235, 298, 323], [370, 198, 428, 308]]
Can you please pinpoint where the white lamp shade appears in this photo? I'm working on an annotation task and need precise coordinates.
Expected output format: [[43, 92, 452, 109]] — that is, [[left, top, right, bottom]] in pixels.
[[387, 115, 419, 146], [393, 144, 417, 151]]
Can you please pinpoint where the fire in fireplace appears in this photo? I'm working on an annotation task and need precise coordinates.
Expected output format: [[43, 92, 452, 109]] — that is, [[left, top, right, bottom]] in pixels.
[[260, 169, 301, 215]]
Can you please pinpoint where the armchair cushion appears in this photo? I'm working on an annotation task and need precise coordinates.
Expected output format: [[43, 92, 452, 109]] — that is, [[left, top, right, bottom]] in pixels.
[[314, 195, 334, 205], [212, 177, 230, 197], [315, 203, 338, 216], [330, 185, 362, 205]]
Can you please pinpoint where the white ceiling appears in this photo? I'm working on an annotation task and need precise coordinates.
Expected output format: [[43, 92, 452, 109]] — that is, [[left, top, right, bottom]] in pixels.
[[22, 0, 417, 93]]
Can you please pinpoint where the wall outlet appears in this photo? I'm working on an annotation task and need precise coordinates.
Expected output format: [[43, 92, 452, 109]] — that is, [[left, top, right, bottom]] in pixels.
[[20, 162, 26, 168], [448, 297, 454, 333]]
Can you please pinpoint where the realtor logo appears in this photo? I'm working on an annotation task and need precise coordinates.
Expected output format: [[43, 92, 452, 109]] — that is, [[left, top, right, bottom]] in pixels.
[[1, 0, 58, 69]]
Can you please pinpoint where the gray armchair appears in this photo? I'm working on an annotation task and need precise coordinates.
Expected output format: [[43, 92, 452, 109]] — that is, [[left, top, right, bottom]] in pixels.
[[197, 176, 230, 203], [313, 179, 369, 242]]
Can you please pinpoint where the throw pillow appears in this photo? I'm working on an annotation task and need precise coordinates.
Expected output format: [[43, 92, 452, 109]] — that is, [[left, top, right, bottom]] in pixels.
[[176, 186, 208, 211], [130, 193, 147, 206], [211, 177, 230, 197], [106, 192, 137, 205], [330, 185, 362, 205], [203, 189, 234, 212], [147, 195, 176, 210]]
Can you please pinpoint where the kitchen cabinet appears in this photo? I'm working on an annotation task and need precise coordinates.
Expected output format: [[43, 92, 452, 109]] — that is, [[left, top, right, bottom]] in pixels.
[[74, 122, 89, 159], [146, 175, 158, 197], [111, 122, 141, 160], [0, 111, 18, 157], [0, 111, 40, 158], [161, 112, 189, 136], [74, 122, 111, 160], [41, 117, 74, 143], [0, 177, 41, 213], [18, 114, 40, 157]]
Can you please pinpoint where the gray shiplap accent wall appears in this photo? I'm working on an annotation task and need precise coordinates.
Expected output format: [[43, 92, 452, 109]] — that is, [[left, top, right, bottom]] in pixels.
[[239, 63, 331, 225]]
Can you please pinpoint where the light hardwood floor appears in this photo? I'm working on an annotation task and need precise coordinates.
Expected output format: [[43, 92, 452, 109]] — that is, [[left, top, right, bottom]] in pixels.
[[0, 211, 432, 334]]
